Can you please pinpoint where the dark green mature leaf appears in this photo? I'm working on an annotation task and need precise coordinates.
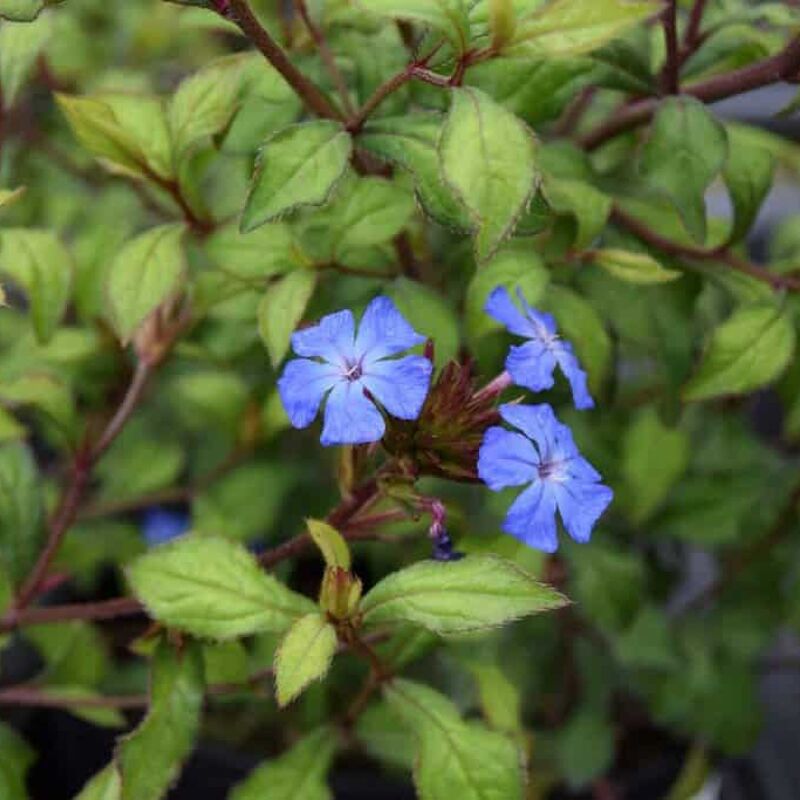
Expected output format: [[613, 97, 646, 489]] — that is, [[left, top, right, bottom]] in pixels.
[[229, 727, 336, 800], [723, 125, 775, 244], [0, 442, 43, 586], [361, 554, 567, 634], [241, 121, 352, 232], [116, 641, 204, 800], [0, 13, 50, 108], [510, 0, 661, 57], [274, 613, 338, 707], [683, 304, 795, 401], [127, 536, 315, 639], [440, 88, 537, 262], [26, 620, 109, 687], [556, 709, 614, 789], [385, 679, 524, 800], [205, 221, 303, 280], [258, 270, 317, 367], [359, 115, 471, 231], [0, 229, 72, 343], [358, 0, 470, 53], [542, 176, 610, 249], [622, 407, 688, 524], [107, 224, 186, 343], [640, 97, 728, 243], [0, 722, 34, 800]]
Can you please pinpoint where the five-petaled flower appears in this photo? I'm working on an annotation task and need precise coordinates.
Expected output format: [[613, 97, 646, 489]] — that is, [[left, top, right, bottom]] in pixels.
[[478, 403, 612, 552], [485, 286, 594, 410], [278, 296, 432, 446]]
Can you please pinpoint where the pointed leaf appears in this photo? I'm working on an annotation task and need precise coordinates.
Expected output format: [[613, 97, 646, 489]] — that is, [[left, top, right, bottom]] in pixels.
[[241, 120, 352, 232], [306, 519, 351, 570], [257, 269, 317, 367], [440, 88, 537, 262], [127, 536, 315, 639], [592, 248, 682, 284], [0, 13, 50, 108], [361, 554, 567, 634], [75, 765, 122, 800]]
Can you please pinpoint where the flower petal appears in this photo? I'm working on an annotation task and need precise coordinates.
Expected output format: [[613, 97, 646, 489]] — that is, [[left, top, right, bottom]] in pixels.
[[290, 309, 355, 363], [356, 296, 426, 362], [320, 380, 385, 446], [499, 403, 563, 458], [503, 481, 559, 552], [478, 426, 539, 491], [516, 289, 558, 338], [484, 286, 535, 337], [362, 354, 432, 420], [278, 358, 338, 429], [555, 342, 594, 410], [505, 340, 557, 393], [553, 480, 613, 543]]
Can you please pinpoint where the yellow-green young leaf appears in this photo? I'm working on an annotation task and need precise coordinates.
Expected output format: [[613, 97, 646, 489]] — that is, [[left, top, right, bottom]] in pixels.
[[37, 686, 125, 728], [385, 679, 525, 800], [665, 742, 710, 800], [127, 536, 315, 639], [723, 124, 775, 244], [0, 187, 24, 212], [539, 284, 611, 395], [359, 115, 472, 232], [465, 241, 549, 340], [0, 0, 57, 20], [489, 0, 515, 49], [543, 177, 611, 249], [75, 765, 122, 800], [0, 228, 72, 343], [358, 0, 470, 54], [306, 519, 351, 570], [592, 248, 682, 284], [0, 442, 43, 586], [0, 408, 24, 443], [203, 640, 249, 685], [683, 304, 795, 402], [169, 54, 249, 158], [274, 613, 338, 707], [117, 641, 204, 800], [440, 88, 537, 262], [56, 93, 173, 180], [640, 97, 728, 243], [0, 14, 50, 108], [230, 727, 335, 800], [257, 269, 317, 367], [107, 224, 186, 343], [622, 407, 689, 524], [511, 0, 661, 57], [361, 554, 567, 634], [241, 120, 352, 232]]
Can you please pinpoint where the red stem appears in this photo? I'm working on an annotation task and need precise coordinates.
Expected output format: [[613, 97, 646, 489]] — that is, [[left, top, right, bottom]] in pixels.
[[660, 1, 680, 94]]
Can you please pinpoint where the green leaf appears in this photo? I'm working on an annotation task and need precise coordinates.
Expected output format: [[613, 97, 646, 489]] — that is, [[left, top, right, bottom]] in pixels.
[[306, 519, 351, 570], [0, 228, 73, 343], [385, 679, 524, 800], [37, 686, 126, 728], [614, 606, 677, 670], [440, 88, 537, 262], [229, 727, 335, 800], [205, 222, 304, 280], [622, 407, 688, 524], [592, 248, 682, 284], [57, 93, 173, 180], [359, 0, 470, 54], [387, 277, 459, 368], [203, 641, 249, 685], [257, 269, 317, 367], [0, 442, 43, 586], [465, 662, 522, 734], [640, 97, 728, 243], [511, 0, 660, 57], [0, 722, 34, 800], [26, 620, 109, 687], [169, 54, 249, 159], [488, 0, 515, 49], [107, 224, 186, 343], [127, 535, 315, 639], [556, 709, 614, 789], [683, 304, 795, 401], [543, 177, 610, 249], [0, 13, 50, 108], [0, 0, 60, 20], [241, 120, 352, 232], [665, 743, 710, 800], [168, 370, 249, 440], [0, 373, 76, 438], [359, 115, 472, 231], [274, 613, 338, 707], [361, 554, 567, 634], [723, 124, 775, 244], [0, 186, 25, 212], [356, 702, 416, 771], [465, 241, 549, 340], [75, 765, 122, 800], [117, 641, 204, 800]]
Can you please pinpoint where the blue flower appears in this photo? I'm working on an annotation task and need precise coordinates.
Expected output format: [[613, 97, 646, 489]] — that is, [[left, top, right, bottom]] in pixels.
[[478, 403, 612, 552], [485, 286, 594, 410], [278, 296, 433, 446], [141, 508, 190, 547]]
